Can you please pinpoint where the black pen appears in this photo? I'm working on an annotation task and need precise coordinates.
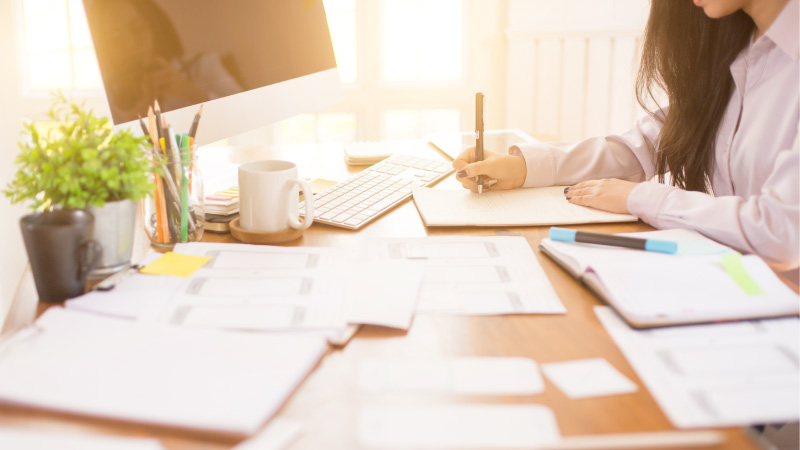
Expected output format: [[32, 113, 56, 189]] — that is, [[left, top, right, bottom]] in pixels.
[[188, 104, 203, 140], [475, 92, 485, 194], [138, 114, 150, 137]]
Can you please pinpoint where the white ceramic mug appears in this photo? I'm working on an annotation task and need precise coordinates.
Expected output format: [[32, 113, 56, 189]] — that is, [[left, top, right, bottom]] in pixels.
[[238, 160, 314, 232]]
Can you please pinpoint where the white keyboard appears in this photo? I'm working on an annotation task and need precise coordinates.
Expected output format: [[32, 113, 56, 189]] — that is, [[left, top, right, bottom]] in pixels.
[[300, 154, 453, 230]]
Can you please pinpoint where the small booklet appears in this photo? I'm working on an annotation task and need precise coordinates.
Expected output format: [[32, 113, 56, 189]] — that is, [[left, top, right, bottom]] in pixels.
[[412, 186, 638, 227], [540, 229, 799, 328]]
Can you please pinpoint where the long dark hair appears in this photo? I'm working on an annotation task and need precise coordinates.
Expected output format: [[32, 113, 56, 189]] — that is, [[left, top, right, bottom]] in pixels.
[[636, 0, 754, 192]]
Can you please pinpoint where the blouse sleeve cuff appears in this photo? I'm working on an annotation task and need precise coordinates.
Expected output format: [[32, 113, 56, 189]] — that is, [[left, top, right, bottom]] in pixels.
[[509, 143, 556, 188], [626, 181, 676, 227]]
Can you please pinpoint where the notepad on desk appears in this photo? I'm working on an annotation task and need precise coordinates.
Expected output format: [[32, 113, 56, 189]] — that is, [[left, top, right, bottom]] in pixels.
[[0, 308, 327, 436], [540, 229, 799, 328], [411, 186, 638, 227]]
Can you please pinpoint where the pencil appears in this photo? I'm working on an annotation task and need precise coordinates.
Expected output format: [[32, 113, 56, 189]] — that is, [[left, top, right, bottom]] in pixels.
[[138, 114, 149, 137], [188, 104, 203, 140], [154, 100, 165, 145], [148, 106, 170, 243]]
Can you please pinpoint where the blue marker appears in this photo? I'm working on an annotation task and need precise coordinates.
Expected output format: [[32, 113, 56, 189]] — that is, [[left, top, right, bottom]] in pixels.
[[549, 227, 678, 254]]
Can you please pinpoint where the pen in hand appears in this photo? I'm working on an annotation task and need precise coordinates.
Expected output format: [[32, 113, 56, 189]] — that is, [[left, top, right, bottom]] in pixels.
[[475, 92, 485, 194]]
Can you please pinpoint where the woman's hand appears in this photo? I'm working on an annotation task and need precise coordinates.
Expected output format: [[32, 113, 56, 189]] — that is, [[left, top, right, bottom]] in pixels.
[[452, 147, 527, 192], [565, 178, 638, 214]]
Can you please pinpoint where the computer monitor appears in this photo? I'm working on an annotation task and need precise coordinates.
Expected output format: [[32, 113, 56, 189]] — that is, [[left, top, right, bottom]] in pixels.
[[82, 0, 343, 145]]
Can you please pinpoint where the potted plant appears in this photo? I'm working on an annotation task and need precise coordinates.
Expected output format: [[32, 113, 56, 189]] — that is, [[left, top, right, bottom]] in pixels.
[[5, 91, 153, 292]]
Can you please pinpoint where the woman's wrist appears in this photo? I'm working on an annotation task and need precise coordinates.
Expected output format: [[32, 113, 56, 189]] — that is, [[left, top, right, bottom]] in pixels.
[[511, 154, 527, 188]]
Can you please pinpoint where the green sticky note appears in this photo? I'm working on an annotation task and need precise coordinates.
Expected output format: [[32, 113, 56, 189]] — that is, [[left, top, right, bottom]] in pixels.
[[140, 252, 212, 278], [721, 253, 764, 295]]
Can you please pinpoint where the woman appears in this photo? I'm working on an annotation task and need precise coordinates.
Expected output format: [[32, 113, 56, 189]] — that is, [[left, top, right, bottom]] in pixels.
[[455, 0, 798, 279]]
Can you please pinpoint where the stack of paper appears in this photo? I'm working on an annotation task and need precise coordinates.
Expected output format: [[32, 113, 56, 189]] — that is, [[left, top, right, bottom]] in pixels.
[[0, 308, 327, 435], [343, 141, 394, 165], [205, 186, 239, 216], [596, 306, 800, 428]]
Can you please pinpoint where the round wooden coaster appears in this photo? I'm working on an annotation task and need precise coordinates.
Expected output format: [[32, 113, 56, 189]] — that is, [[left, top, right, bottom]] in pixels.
[[229, 218, 304, 245]]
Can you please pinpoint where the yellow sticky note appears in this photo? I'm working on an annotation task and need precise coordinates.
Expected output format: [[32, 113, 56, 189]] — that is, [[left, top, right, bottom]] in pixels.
[[140, 252, 212, 278]]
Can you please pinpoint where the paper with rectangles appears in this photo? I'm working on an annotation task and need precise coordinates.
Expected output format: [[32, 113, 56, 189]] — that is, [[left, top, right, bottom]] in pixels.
[[358, 357, 545, 395], [0, 427, 165, 450], [357, 404, 561, 449], [0, 308, 327, 435], [364, 236, 565, 315], [412, 186, 638, 227], [596, 306, 800, 428]]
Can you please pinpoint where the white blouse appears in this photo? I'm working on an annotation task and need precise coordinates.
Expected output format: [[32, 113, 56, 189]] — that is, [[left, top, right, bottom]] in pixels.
[[512, 0, 799, 279]]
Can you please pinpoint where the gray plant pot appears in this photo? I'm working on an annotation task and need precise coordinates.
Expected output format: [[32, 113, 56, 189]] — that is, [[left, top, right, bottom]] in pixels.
[[86, 199, 136, 279]]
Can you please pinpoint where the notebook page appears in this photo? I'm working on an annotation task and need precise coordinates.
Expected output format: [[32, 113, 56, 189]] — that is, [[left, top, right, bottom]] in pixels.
[[412, 186, 637, 227], [0, 308, 327, 435], [590, 255, 799, 323]]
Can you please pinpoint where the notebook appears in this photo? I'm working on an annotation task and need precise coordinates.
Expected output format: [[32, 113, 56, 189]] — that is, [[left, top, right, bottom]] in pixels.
[[412, 186, 638, 227], [540, 229, 799, 328], [0, 308, 327, 436]]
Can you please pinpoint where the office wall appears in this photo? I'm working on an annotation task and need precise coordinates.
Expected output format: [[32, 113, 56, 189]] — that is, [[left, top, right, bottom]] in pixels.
[[0, 0, 28, 323], [506, 0, 650, 141]]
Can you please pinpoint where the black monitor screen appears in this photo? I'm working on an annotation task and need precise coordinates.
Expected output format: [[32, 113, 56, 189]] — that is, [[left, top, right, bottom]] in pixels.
[[83, 0, 337, 125]]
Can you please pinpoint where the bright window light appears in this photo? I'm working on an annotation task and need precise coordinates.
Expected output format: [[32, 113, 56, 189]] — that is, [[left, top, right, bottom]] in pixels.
[[382, 109, 460, 140], [382, 0, 462, 82], [323, 0, 357, 84], [21, 0, 102, 92], [278, 113, 357, 145]]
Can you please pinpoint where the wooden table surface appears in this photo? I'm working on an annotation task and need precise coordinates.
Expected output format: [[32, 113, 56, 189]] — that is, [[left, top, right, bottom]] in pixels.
[[0, 142, 782, 449]]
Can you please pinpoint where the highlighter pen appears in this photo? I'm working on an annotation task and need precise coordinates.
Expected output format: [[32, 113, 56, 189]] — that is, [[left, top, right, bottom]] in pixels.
[[475, 92, 485, 194], [549, 227, 678, 254]]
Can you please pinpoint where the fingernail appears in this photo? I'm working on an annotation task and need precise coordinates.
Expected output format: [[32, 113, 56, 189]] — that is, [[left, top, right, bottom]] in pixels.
[[457, 170, 468, 178], [564, 187, 570, 194], [566, 196, 572, 200]]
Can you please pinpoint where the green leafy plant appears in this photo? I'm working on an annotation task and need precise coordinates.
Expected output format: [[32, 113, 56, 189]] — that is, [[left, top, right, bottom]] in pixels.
[[4, 91, 153, 211]]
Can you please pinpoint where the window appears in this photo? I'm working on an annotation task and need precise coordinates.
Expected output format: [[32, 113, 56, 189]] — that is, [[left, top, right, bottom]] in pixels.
[[20, 0, 102, 92], [17, 0, 502, 145]]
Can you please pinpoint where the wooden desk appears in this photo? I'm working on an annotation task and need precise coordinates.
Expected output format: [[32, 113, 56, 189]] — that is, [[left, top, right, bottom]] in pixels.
[[0, 143, 772, 449]]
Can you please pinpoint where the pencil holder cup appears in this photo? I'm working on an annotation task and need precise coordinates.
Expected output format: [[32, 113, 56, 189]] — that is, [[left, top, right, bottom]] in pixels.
[[143, 145, 205, 249]]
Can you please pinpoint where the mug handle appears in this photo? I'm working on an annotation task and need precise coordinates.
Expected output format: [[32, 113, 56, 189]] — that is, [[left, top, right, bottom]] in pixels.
[[287, 179, 314, 230], [78, 240, 103, 281]]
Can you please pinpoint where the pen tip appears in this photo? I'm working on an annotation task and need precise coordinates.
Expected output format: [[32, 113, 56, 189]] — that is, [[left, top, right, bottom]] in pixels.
[[148, 105, 153, 115], [478, 185, 483, 194]]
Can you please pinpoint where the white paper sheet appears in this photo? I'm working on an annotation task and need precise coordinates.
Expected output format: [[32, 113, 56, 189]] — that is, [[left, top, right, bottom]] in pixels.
[[0, 427, 165, 450], [541, 358, 637, 399], [345, 260, 423, 329], [0, 308, 327, 435], [596, 306, 800, 428], [232, 418, 304, 450], [364, 236, 565, 315], [412, 186, 637, 227], [141, 243, 352, 336], [357, 404, 560, 449], [358, 357, 544, 395]]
